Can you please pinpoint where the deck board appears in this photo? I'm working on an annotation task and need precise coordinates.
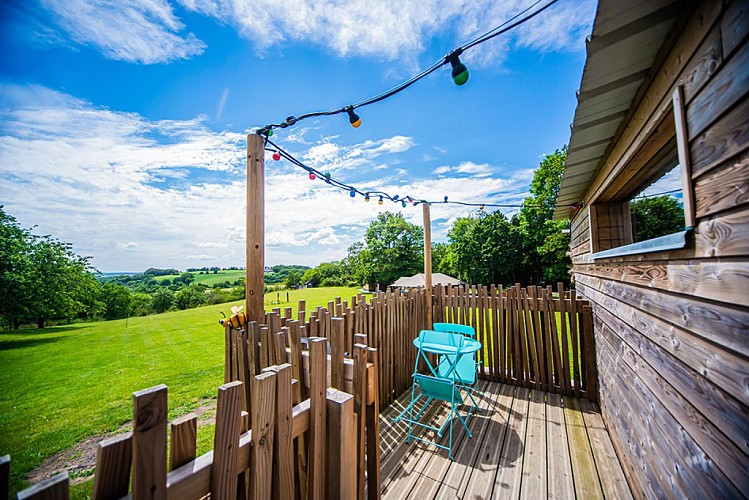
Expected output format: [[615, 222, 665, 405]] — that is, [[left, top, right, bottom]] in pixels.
[[379, 381, 631, 499]]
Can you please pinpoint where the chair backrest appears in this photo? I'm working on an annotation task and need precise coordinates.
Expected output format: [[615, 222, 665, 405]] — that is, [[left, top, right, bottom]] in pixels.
[[433, 323, 476, 338]]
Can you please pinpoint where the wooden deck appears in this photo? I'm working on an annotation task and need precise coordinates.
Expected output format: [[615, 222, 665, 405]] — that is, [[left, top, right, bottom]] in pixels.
[[378, 380, 632, 499]]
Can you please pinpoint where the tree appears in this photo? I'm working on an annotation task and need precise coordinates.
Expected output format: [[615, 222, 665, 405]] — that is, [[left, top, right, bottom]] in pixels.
[[351, 212, 424, 286], [630, 195, 684, 242], [100, 282, 132, 320], [151, 287, 175, 313], [431, 242, 455, 277], [175, 285, 206, 310], [447, 210, 521, 285], [0, 208, 32, 329], [516, 147, 571, 285], [285, 270, 303, 289]]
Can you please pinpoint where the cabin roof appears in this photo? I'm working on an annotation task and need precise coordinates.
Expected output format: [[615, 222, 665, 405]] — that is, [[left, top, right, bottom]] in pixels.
[[554, 0, 681, 220]]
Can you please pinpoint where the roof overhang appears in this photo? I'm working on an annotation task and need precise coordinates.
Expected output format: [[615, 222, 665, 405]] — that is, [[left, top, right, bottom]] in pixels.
[[554, 0, 682, 220]]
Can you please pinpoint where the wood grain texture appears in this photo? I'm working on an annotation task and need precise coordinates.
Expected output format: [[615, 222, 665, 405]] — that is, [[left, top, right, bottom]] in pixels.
[[584, 1, 722, 204], [694, 150, 749, 218], [493, 387, 529, 496], [249, 373, 275, 500], [574, 273, 749, 358], [246, 133, 265, 323], [92, 432, 132, 500], [308, 338, 328, 500], [325, 388, 356, 500], [269, 364, 294, 500], [366, 347, 381, 500], [519, 389, 546, 500], [595, 312, 749, 492], [211, 381, 243, 500], [16, 472, 69, 500], [575, 260, 749, 307], [169, 414, 196, 472], [545, 394, 574, 500], [132, 384, 167, 500], [721, 0, 749, 58], [579, 400, 634, 500], [563, 397, 603, 499]]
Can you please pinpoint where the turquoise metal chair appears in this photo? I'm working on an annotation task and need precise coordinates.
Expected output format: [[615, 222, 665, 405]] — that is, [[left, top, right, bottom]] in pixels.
[[393, 329, 476, 460]]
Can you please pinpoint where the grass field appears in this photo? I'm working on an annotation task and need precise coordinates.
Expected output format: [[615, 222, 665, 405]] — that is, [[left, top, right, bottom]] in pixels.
[[0, 286, 359, 497], [153, 269, 245, 286]]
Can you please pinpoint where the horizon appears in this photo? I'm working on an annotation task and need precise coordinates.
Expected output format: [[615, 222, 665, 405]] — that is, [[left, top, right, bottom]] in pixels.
[[0, 0, 596, 272]]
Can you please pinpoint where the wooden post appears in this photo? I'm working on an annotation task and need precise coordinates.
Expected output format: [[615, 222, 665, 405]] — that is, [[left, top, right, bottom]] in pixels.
[[169, 415, 197, 471], [326, 389, 356, 500], [247, 133, 265, 323], [250, 373, 276, 500], [212, 381, 243, 500], [308, 338, 328, 500], [132, 385, 168, 500], [422, 202, 433, 329]]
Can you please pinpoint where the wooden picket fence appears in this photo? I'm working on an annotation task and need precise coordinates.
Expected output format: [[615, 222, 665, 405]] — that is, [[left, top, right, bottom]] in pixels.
[[433, 283, 597, 401], [7, 327, 380, 500], [239, 283, 597, 409]]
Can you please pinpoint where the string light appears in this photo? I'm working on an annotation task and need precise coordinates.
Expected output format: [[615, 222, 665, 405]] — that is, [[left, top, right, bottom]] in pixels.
[[346, 106, 361, 128], [265, 138, 568, 211], [272, 151, 281, 161], [448, 49, 469, 86], [255, 0, 559, 137]]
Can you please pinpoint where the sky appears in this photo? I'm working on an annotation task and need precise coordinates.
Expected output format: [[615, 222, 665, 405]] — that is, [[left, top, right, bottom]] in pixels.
[[0, 0, 596, 273]]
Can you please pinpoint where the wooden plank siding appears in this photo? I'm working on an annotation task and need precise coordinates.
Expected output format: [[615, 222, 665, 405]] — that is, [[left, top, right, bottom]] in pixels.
[[567, 1, 749, 497]]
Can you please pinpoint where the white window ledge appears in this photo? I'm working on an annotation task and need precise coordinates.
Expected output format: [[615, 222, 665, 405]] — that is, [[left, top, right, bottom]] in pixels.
[[591, 230, 690, 260]]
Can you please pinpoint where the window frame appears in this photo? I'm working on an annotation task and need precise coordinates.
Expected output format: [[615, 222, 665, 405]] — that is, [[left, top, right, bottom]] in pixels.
[[589, 85, 695, 260]]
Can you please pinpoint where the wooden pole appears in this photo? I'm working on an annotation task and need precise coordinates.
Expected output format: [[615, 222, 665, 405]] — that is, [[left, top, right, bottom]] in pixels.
[[247, 133, 265, 324], [422, 202, 433, 329]]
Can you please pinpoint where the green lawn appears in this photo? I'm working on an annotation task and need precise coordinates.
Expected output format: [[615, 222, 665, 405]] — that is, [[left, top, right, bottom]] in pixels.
[[0, 286, 359, 497]]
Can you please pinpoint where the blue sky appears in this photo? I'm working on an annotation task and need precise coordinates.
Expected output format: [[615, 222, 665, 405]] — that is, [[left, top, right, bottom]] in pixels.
[[0, 0, 596, 272]]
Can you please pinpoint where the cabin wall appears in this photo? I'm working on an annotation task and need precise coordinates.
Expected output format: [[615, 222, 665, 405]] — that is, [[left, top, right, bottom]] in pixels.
[[570, 1, 749, 497]]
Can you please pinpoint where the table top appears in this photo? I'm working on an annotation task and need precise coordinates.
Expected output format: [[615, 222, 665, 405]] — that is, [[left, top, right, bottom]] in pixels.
[[413, 335, 481, 355]]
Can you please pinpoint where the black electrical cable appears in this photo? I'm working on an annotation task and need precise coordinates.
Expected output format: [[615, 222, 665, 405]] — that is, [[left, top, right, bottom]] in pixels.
[[257, 0, 561, 136], [265, 138, 579, 210]]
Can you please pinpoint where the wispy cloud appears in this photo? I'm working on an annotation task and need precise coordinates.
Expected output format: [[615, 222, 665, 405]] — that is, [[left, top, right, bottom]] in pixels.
[[37, 0, 205, 63], [179, 0, 594, 64], [0, 84, 532, 270]]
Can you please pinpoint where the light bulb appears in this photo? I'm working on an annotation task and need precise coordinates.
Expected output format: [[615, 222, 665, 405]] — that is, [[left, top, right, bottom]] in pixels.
[[309, 173, 316, 180], [444, 196, 449, 203], [365, 194, 370, 202], [449, 51, 469, 86], [346, 107, 361, 128], [378, 196, 384, 205], [350, 190, 356, 198], [272, 151, 281, 161]]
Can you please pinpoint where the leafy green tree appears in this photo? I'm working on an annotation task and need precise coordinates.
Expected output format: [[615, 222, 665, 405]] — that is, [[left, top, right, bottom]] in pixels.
[[175, 285, 206, 310], [516, 147, 571, 285], [100, 282, 132, 320], [284, 270, 303, 289], [151, 287, 175, 313], [0, 208, 32, 329], [25, 235, 97, 328], [351, 212, 423, 286], [630, 195, 684, 242], [448, 210, 520, 285], [431, 242, 455, 277], [302, 261, 352, 287], [130, 292, 152, 316]]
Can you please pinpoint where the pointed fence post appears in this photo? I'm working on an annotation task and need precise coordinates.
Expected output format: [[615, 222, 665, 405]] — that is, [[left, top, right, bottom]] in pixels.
[[423, 202, 433, 329]]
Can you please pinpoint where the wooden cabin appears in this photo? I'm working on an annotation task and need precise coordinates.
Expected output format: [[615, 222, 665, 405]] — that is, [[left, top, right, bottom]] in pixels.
[[554, 0, 748, 497]]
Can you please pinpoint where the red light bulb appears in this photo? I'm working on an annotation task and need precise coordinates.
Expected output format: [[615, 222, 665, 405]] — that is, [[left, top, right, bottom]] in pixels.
[[309, 173, 316, 180], [272, 151, 281, 161]]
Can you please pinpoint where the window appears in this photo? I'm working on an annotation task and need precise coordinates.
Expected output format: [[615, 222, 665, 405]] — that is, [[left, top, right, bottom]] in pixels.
[[589, 86, 694, 259]]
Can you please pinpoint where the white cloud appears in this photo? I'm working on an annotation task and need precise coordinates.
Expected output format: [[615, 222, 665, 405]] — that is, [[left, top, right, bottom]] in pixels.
[[178, 0, 594, 64], [38, 0, 205, 63], [0, 84, 534, 270]]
